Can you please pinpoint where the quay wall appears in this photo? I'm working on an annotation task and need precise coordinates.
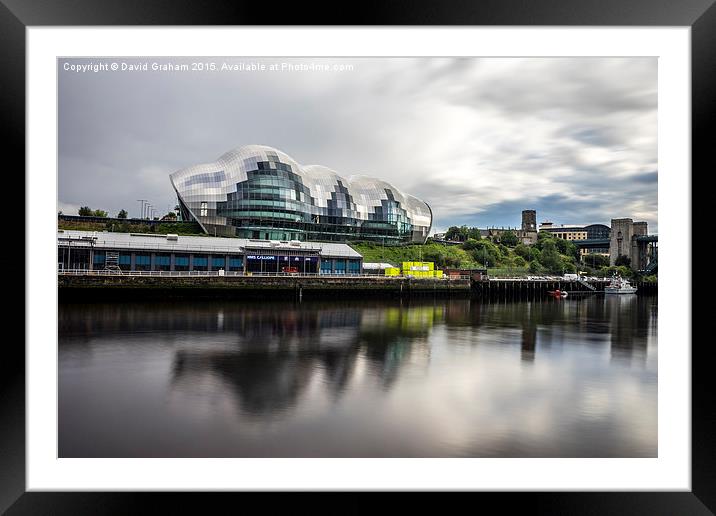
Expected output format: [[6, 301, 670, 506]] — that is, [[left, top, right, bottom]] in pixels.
[[58, 274, 471, 300], [473, 279, 657, 300], [57, 274, 656, 301]]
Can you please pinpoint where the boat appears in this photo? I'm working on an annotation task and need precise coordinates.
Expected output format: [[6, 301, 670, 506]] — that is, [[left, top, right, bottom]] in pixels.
[[604, 274, 638, 294], [547, 289, 568, 298]]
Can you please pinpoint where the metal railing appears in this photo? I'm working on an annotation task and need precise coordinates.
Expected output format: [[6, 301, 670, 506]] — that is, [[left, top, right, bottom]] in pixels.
[[488, 276, 610, 282], [57, 268, 470, 280]]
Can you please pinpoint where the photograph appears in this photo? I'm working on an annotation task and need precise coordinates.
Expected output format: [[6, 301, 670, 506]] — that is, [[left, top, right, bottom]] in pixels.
[[56, 56, 659, 459]]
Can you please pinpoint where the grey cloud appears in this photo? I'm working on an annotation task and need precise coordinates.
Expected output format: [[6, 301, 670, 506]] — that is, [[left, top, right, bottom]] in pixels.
[[59, 57, 657, 230], [448, 58, 657, 117]]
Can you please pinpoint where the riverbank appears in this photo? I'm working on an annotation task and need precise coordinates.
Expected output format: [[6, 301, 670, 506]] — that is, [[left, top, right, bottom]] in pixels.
[[57, 273, 657, 301], [58, 274, 472, 300]]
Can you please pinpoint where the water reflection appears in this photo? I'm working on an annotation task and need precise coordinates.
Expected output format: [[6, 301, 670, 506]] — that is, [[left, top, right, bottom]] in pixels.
[[59, 296, 657, 457]]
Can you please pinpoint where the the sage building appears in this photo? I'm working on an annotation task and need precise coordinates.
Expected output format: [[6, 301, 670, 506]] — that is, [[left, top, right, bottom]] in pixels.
[[170, 145, 432, 243]]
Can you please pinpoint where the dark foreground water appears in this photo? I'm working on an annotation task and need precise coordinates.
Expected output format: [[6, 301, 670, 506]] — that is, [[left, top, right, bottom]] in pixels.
[[59, 295, 657, 457]]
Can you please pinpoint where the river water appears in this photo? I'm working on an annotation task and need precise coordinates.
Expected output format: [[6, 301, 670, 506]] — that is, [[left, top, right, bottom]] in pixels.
[[59, 295, 657, 457]]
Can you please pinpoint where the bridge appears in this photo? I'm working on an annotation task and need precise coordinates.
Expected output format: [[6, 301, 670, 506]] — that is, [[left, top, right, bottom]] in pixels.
[[573, 234, 657, 274]]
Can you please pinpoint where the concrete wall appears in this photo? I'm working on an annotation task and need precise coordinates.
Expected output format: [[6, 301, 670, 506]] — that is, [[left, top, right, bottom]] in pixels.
[[58, 274, 470, 294]]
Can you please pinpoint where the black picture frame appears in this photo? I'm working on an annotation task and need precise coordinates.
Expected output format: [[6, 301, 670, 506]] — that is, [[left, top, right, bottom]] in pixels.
[[4, 1, 709, 513]]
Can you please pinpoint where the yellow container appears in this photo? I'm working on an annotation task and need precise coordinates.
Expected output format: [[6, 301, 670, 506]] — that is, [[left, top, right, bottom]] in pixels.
[[402, 261, 434, 274], [385, 267, 401, 276]]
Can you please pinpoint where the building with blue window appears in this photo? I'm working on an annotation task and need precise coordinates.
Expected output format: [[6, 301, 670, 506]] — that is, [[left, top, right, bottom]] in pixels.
[[58, 230, 363, 274], [170, 144, 432, 244]]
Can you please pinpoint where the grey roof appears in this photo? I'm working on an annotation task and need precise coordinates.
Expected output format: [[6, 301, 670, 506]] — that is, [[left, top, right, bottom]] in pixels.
[[58, 230, 362, 259]]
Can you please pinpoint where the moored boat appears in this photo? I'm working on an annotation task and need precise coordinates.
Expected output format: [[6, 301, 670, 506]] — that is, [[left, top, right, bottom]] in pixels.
[[604, 275, 637, 294], [548, 289, 568, 298]]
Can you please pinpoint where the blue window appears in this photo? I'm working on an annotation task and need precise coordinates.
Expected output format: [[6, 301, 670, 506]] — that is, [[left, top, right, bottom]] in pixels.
[[335, 260, 346, 273], [212, 257, 225, 268], [321, 261, 332, 272], [134, 253, 151, 271], [119, 254, 131, 265], [175, 256, 189, 266], [228, 257, 243, 269], [93, 252, 105, 264], [348, 260, 360, 272], [155, 255, 170, 266], [192, 255, 208, 271]]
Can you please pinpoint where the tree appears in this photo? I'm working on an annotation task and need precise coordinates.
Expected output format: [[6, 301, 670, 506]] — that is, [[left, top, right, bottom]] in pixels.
[[513, 255, 527, 268], [462, 238, 481, 251], [584, 253, 609, 268], [445, 225, 470, 242], [529, 259, 544, 273], [467, 227, 482, 240], [117, 209, 128, 219], [78, 206, 93, 216], [163, 211, 177, 220], [500, 230, 519, 247], [603, 265, 634, 279], [552, 238, 580, 261], [444, 226, 460, 241], [615, 255, 631, 267], [468, 240, 503, 268], [562, 261, 577, 273], [92, 209, 108, 217], [537, 230, 553, 242], [539, 240, 563, 274]]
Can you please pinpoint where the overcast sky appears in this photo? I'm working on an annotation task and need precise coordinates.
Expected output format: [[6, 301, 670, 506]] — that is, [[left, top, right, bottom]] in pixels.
[[59, 57, 657, 234]]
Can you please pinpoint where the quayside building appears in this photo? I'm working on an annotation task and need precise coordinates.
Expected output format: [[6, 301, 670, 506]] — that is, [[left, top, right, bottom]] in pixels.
[[58, 230, 363, 275], [170, 145, 432, 244]]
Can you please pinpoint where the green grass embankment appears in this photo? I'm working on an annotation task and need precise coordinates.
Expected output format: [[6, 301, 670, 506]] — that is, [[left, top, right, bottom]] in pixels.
[[58, 219, 206, 236], [349, 242, 482, 269]]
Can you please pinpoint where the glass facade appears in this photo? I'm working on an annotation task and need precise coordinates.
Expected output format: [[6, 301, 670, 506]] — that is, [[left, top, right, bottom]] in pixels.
[[170, 145, 432, 243], [58, 231, 361, 274], [228, 257, 243, 270], [192, 255, 208, 271], [174, 254, 189, 271], [155, 254, 171, 271], [135, 253, 151, 271]]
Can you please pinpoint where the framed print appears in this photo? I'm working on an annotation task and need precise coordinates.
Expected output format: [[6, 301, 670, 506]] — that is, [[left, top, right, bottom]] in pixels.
[[3, 0, 711, 513]]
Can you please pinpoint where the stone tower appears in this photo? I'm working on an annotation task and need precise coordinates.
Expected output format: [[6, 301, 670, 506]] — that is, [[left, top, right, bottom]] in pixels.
[[521, 210, 537, 232], [610, 218, 634, 266], [632, 222, 649, 270], [610, 218, 649, 269]]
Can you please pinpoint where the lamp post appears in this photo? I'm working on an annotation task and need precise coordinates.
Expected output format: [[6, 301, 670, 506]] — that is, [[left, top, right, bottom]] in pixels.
[[137, 199, 147, 219]]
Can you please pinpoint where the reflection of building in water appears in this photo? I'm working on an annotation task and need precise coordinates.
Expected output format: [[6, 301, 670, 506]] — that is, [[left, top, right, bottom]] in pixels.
[[171, 349, 316, 416], [520, 304, 537, 363], [358, 304, 439, 388], [607, 295, 647, 363], [360, 304, 442, 337], [161, 301, 443, 417], [442, 299, 481, 327], [62, 300, 449, 417]]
